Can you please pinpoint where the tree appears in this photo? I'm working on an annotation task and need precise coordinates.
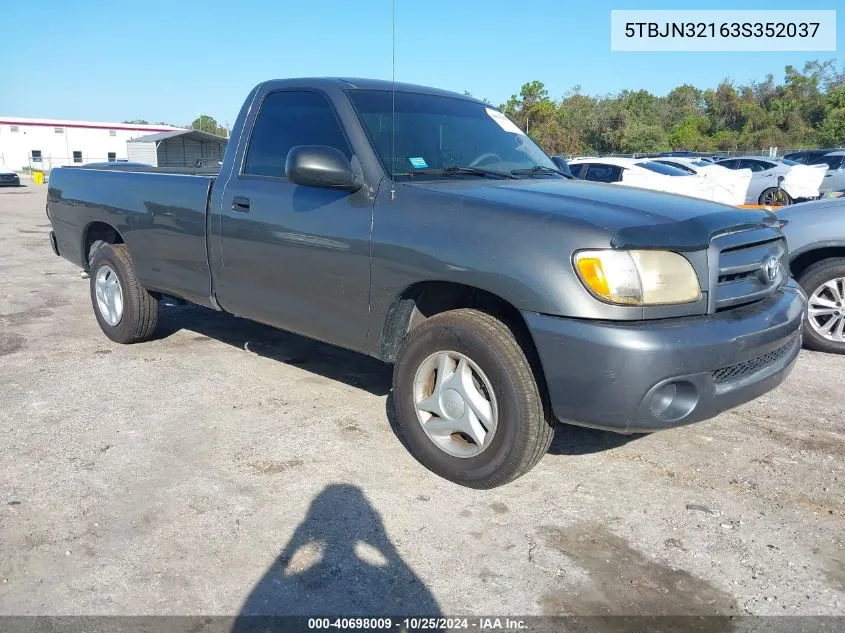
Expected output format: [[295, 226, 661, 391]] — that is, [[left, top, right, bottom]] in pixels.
[[668, 116, 711, 151], [123, 119, 149, 125], [662, 84, 703, 128], [190, 115, 220, 135], [621, 122, 667, 154], [496, 60, 845, 156]]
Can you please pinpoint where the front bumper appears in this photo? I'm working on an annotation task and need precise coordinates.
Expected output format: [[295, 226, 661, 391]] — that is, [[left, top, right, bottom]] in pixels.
[[524, 281, 805, 433]]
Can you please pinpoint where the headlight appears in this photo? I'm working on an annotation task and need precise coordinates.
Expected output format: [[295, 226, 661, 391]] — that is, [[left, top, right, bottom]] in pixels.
[[574, 249, 701, 306]]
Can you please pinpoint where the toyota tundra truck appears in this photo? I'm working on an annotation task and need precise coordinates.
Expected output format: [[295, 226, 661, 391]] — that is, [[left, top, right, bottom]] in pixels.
[[46, 78, 805, 488]]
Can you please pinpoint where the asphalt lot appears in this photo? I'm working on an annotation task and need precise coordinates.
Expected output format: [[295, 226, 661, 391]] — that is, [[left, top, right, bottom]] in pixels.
[[1, 186, 843, 618]]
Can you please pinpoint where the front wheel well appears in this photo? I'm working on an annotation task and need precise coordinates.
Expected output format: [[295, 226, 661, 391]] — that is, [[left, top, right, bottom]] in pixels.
[[790, 246, 845, 280], [83, 222, 124, 268], [378, 281, 549, 410]]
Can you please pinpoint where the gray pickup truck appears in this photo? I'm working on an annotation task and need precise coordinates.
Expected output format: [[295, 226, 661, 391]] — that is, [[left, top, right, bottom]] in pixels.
[[47, 78, 805, 488]]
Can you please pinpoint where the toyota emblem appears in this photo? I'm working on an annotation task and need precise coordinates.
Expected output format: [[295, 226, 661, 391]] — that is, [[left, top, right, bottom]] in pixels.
[[764, 256, 779, 283]]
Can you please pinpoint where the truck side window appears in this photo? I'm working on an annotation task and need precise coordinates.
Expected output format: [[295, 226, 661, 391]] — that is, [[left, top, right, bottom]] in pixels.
[[243, 91, 352, 178]]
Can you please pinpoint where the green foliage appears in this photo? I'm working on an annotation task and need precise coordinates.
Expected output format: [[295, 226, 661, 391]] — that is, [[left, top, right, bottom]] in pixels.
[[818, 109, 845, 147], [496, 59, 844, 155], [190, 115, 220, 135]]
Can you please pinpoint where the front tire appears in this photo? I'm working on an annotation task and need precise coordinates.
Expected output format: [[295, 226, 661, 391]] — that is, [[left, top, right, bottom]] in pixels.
[[392, 309, 553, 489], [89, 243, 159, 344], [758, 187, 792, 206], [798, 258, 845, 354]]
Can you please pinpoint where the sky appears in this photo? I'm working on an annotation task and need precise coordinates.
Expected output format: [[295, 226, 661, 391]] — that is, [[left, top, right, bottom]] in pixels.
[[0, 0, 842, 126]]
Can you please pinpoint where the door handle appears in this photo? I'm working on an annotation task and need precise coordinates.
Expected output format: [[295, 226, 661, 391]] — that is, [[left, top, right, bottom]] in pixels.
[[232, 196, 251, 212]]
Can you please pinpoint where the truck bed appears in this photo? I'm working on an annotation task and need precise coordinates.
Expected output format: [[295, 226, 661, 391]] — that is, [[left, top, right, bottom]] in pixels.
[[48, 167, 216, 307], [74, 163, 220, 176]]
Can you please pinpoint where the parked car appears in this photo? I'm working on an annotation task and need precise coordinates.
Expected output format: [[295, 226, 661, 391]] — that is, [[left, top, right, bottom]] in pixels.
[[715, 156, 826, 205], [782, 148, 843, 164], [803, 150, 845, 194], [46, 77, 804, 488], [651, 157, 752, 206], [779, 197, 845, 354], [0, 166, 21, 186], [568, 156, 740, 204], [652, 151, 718, 162]]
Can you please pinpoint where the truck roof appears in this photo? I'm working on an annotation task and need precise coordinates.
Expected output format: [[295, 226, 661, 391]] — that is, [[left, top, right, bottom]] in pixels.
[[257, 77, 483, 103]]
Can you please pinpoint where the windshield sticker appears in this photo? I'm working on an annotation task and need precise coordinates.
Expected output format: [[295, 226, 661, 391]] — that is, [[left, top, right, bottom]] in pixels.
[[485, 108, 526, 136], [409, 157, 428, 169]]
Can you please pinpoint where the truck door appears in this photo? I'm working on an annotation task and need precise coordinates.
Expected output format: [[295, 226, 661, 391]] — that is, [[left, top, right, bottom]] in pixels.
[[215, 90, 373, 352]]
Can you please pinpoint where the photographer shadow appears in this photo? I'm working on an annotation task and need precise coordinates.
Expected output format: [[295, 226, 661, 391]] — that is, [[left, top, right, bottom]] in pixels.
[[233, 484, 441, 631]]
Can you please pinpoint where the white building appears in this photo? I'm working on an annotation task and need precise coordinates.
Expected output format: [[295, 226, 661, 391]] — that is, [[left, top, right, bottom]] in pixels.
[[0, 117, 184, 171]]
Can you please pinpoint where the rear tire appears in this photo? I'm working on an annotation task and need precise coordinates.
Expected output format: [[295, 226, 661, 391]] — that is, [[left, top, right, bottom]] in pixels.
[[392, 309, 554, 489], [758, 187, 792, 206], [797, 257, 845, 355], [89, 243, 158, 344]]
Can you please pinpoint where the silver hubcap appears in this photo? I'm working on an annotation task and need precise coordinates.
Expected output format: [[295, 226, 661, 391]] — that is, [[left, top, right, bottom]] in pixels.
[[413, 350, 498, 458], [808, 277, 845, 342], [95, 265, 124, 327]]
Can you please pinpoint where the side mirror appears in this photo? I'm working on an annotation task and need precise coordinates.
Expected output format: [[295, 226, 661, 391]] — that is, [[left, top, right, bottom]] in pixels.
[[285, 145, 361, 192]]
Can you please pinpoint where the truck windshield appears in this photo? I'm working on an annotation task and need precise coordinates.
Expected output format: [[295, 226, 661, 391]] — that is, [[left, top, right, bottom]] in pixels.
[[347, 89, 558, 180]]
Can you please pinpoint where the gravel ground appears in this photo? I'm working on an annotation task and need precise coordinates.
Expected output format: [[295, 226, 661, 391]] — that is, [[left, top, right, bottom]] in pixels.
[[0, 187, 843, 618]]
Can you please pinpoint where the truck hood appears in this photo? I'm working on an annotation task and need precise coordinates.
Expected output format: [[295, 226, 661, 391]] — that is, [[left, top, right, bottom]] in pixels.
[[407, 178, 779, 251]]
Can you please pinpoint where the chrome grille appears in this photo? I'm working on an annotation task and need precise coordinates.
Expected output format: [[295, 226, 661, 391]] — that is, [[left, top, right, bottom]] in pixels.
[[714, 236, 786, 310], [712, 338, 796, 384]]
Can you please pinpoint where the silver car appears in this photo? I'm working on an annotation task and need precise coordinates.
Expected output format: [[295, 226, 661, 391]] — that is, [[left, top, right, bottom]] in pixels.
[[805, 150, 845, 194], [715, 156, 820, 205]]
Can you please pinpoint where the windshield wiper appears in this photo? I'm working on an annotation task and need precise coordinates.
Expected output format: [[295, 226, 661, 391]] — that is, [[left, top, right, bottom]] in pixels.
[[409, 166, 517, 180], [510, 165, 568, 177]]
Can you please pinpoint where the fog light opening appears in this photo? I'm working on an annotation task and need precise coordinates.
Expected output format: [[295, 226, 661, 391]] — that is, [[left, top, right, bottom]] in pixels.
[[649, 381, 698, 422]]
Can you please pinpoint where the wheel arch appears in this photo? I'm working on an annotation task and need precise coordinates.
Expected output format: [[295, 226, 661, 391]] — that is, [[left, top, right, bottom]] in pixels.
[[379, 282, 526, 358], [377, 280, 550, 408], [82, 221, 125, 269], [790, 244, 845, 280]]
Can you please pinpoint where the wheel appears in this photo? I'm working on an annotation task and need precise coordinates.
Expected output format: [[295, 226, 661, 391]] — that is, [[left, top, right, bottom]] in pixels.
[[758, 187, 792, 206], [392, 309, 553, 489], [89, 243, 159, 344], [798, 258, 845, 354]]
